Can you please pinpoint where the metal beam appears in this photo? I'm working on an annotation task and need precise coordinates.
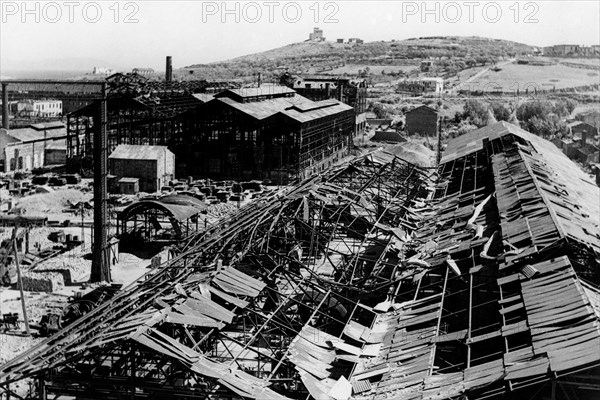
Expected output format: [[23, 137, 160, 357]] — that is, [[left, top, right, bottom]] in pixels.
[[91, 82, 111, 282]]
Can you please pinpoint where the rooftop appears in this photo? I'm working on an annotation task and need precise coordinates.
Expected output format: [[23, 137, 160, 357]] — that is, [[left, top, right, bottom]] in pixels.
[[0, 123, 66, 143], [109, 144, 172, 160], [2, 123, 599, 400]]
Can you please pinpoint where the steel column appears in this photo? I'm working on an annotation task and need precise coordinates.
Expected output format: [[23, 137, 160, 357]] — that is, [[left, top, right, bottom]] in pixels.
[[91, 82, 111, 282]]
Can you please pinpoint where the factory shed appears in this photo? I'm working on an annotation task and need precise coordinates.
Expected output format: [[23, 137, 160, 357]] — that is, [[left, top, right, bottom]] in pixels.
[[175, 85, 355, 182], [65, 73, 237, 173], [117, 194, 206, 247], [2, 122, 599, 400], [109, 144, 175, 193], [0, 122, 67, 172]]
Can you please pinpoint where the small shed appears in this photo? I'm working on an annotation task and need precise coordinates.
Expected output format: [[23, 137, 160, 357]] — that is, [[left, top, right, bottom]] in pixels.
[[109, 145, 175, 193], [118, 177, 140, 195], [405, 105, 438, 137]]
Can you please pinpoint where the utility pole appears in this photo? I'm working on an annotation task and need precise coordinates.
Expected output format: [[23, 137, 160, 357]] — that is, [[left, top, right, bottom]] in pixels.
[[436, 117, 442, 167], [12, 227, 30, 336]]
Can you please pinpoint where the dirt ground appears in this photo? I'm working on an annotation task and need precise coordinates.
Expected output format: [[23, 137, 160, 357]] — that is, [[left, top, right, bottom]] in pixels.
[[0, 184, 245, 397]]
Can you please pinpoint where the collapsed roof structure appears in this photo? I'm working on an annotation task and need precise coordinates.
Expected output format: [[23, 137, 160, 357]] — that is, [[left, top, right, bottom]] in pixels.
[[0, 122, 599, 400]]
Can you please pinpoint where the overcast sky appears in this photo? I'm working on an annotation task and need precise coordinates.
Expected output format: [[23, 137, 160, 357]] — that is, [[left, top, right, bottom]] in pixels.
[[1, 0, 599, 71]]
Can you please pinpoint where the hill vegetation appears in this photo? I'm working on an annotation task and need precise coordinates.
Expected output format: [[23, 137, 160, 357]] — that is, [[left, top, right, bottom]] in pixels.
[[177, 36, 536, 82]]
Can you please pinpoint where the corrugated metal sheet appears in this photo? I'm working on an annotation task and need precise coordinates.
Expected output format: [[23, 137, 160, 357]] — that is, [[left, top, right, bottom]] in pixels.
[[109, 144, 171, 160]]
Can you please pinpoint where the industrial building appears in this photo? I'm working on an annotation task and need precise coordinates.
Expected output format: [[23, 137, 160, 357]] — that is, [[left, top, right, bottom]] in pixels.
[[1, 121, 598, 400], [2, 81, 100, 115], [109, 144, 175, 194], [308, 27, 325, 42], [280, 74, 368, 135], [174, 85, 355, 182], [14, 99, 63, 118], [405, 104, 439, 137], [65, 73, 236, 173], [0, 122, 67, 172], [397, 77, 444, 94]]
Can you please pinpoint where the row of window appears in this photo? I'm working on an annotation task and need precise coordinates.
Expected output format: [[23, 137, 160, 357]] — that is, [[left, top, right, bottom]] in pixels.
[[8, 153, 43, 171], [35, 102, 62, 111]]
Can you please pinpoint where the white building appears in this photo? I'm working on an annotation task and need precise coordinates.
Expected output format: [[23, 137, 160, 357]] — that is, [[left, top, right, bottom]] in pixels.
[[397, 77, 444, 94], [308, 27, 325, 42], [93, 67, 116, 75], [17, 99, 63, 117]]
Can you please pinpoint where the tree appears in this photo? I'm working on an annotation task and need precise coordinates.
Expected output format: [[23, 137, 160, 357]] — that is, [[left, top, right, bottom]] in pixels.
[[559, 98, 577, 115], [491, 103, 511, 122], [372, 103, 388, 118], [517, 99, 570, 137], [463, 99, 489, 127], [516, 99, 553, 123]]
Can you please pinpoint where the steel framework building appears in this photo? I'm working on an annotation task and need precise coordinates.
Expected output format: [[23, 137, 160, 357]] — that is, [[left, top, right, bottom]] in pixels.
[[1, 122, 599, 400], [173, 87, 355, 182], [65, 73, 238, 173]]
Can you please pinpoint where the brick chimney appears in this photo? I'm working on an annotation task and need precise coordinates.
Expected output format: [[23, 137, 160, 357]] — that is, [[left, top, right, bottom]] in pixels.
[[582, 130, 587, 146]]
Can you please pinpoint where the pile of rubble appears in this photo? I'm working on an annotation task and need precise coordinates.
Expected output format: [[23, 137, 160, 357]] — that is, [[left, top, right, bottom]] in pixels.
[[385, 140, 435, 167], [13, 189, 92, 220]]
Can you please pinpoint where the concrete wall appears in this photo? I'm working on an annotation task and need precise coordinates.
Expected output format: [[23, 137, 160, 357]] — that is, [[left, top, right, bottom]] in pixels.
[[45, 148, 67, 165], [156, 149, 176, 189], [110, 158, 157, 193], [110, 149, 175, 193], [4, 142, 45, 173], [0, 130, 19, 170]]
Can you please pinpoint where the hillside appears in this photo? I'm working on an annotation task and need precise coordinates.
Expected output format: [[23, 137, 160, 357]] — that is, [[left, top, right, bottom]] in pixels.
[[178, 36, 536, 81]]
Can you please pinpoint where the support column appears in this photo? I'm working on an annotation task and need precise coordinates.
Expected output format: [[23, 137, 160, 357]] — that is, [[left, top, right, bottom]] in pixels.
[[91, 83, 111, 282], [2, 83, 9, 129], [38, 377, 47, 400]]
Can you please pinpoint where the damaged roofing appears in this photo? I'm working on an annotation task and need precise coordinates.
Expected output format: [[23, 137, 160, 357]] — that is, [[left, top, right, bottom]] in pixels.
[[1, 122, 598, 400]]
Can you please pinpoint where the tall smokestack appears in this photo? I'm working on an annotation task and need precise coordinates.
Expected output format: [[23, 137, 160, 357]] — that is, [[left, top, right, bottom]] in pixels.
[[582, 130, 587, 146], [257, 72, 262, 87], [166, 56, 173, 82]]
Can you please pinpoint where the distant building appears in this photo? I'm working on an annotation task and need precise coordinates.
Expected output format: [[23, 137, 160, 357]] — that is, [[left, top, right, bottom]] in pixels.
[[420, 60, 434, 72], [575, 110, 600, 127], [16, 99, 62, 118], [542, 44, 599, 56], [568, 121, 599, 140], [405, 105, 438, 137], [132, 68, 155, 76], [109, 145, 175, 193], [93, 67, 116, 75], [0, 122, 67, 172], [397, 77, 444, 95], [280, 74, 367, 136], [337, 38, 344, 43], [576, 143, 600, 165], [308, 27, 325, 42], [543, 45, 580, 56], [348, 38, 364, 44]]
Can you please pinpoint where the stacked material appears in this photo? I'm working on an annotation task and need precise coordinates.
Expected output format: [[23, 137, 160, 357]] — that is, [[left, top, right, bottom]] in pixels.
[[19, 271, 64, 292]]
